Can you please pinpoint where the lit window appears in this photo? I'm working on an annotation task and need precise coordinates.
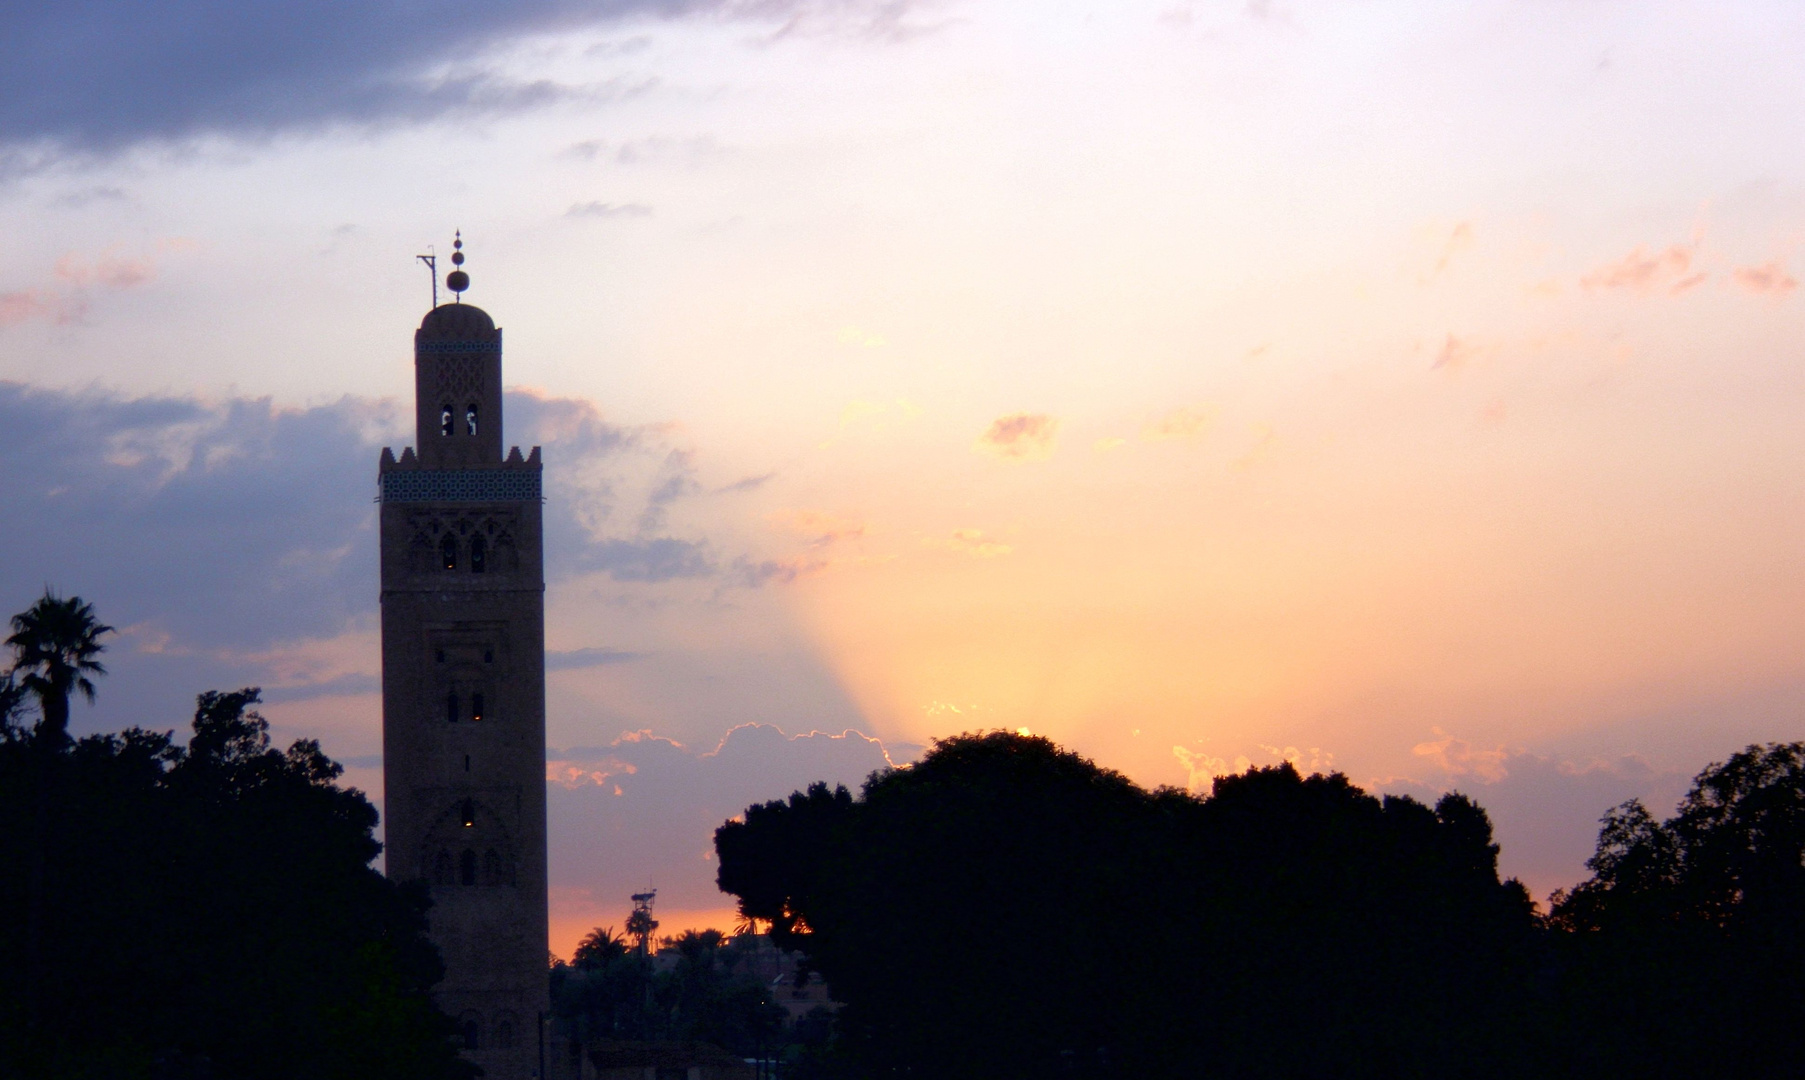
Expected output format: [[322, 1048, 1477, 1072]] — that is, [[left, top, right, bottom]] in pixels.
[[471, 692, 485, 722], [461, 798, 475, 828], [467, 403, 479, 436], [441, 405, 454, 436], [440, 533, 457, 570]]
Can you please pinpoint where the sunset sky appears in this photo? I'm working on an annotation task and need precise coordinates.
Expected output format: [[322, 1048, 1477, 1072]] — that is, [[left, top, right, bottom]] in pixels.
[[5, 0, 1805, 953]]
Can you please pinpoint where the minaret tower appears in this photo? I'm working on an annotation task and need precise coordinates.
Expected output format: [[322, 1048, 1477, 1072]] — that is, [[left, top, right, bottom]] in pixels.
[[379, 235, 548, 1079]]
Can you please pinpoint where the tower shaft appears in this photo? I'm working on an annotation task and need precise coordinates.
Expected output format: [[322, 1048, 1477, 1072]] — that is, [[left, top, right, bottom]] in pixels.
[[380, 300, 547, 1080]]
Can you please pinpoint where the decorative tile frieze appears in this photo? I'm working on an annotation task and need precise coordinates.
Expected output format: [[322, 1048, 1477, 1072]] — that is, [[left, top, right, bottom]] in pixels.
[[417, 339, 501, 354], [381, 468, 540, 503]]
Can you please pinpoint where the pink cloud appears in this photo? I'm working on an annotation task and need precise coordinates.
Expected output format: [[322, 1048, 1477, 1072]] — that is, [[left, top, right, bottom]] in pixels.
[[1732, 259, 1797, 297], [1431, 333, 1480, 371], [977, 412, 1059, 460], [1433, 221, 1474, 275], [1411, 728, 1509, 783], [55, 250, 156, 289], [2, 247, 160, 329], [1581, 242, 1702, 295], [0, 289, 83, 327]]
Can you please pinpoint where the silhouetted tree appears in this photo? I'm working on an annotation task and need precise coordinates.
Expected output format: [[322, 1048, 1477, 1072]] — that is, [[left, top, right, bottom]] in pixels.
[[550, 919, 782, 1059], [717, 731, 1541, 1079], [1548, 742, 1805, 1076], [0, 686, 472, 1079], [6, 589, 112, 744]]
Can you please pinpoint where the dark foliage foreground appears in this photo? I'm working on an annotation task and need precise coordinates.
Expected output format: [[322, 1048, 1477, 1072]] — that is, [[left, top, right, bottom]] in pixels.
[[717, 731, 1805, 1080], [0, 689, 472, 1080], [550, 926, 786, 1057]]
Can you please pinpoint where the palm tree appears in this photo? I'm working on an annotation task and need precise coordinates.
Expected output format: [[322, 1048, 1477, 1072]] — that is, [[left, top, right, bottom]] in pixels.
[[6, 590, 112, 742]]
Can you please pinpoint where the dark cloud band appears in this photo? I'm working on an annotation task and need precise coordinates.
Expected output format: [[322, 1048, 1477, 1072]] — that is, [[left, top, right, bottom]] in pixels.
[[0, 0, 721, 152]]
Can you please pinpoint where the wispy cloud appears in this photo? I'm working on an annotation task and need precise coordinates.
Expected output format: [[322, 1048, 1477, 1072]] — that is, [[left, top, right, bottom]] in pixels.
[[1431, 333, 1481, 371], [567, 201, 654, 219], [1141, 405, 1214, 442], [1411, 727, 1509, 783], [0, 245, 166, 327], [932, 528, 1010, 558], [769, 509, 865, 548], [1581, 241, 1704, 295], [976, 413, 1058, 461], [715, 472, 775, 494], [1731, 259, 1797, 297]]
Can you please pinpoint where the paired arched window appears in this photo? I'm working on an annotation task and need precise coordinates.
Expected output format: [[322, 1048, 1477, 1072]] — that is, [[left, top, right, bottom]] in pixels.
[[466, 403, 479, 435], [460, 849, 477, 886], [440, 532, 457, 570], [441, 405, 455, 437], [470, 534, 487, 573]]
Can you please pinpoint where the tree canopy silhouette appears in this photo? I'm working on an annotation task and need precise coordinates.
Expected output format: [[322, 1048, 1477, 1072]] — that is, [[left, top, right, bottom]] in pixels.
[[550, 920, 783, 1060], [1547, 742, 1805, 1076], [716, 731, 1538, 1079], [0, 600, 471, 1080]]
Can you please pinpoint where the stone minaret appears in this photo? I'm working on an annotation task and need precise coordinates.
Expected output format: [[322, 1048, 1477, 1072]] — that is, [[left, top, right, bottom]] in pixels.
[[379, 243, 548, 1079]]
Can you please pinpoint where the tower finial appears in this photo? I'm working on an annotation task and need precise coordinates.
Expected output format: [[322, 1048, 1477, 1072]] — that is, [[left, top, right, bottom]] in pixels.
[[446, 230, 469, 303]]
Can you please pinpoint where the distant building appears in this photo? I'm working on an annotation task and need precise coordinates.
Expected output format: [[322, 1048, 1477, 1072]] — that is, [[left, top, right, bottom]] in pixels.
[[728, 934, 839, 1026], [379, 257, 550, 1080]]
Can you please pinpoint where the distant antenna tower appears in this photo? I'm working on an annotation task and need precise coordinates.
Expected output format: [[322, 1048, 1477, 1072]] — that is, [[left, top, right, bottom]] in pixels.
[[627, 889, 659, 955]]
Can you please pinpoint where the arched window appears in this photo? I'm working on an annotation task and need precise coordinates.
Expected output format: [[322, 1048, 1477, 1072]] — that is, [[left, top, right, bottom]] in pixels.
[[466, 403, 479, 436], [445, 690, 459, 724], [484, 848, 501, 885], [470, 533, 487, 574], [441, 405, 455, 436], [495, 1017, 516, 1050], [461, 798, 475, 828], [460, 849, 477, 886], [471, 691, 484, 722], [433, 849, 452, 886], [460, 1015, 481, 1049], [440, 532, 457, 571]]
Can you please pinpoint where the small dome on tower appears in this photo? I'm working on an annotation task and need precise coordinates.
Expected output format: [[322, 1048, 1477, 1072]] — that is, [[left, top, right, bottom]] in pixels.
[[419, 303, 496, 337]]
